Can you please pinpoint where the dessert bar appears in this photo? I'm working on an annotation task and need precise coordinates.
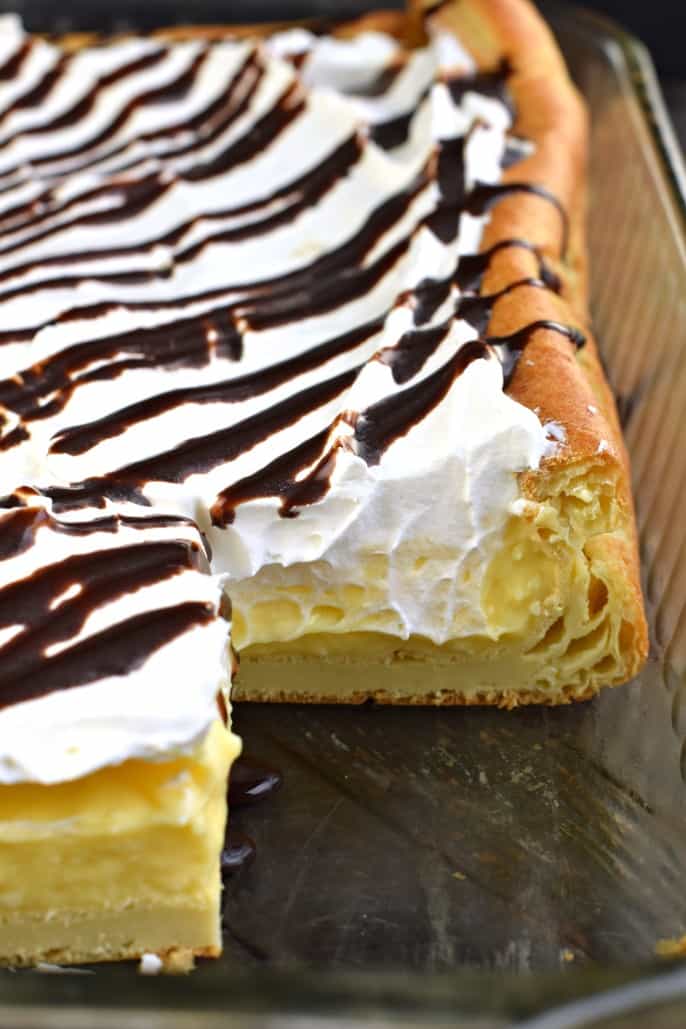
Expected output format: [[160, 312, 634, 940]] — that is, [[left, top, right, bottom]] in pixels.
[[0, 0, 647, 966]]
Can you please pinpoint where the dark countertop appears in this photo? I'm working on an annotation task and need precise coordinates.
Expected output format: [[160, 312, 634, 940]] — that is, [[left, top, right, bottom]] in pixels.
[[663, 82, 686, 154]]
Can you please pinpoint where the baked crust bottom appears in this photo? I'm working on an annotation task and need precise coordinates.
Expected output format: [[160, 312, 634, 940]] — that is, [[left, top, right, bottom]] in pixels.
[[0, 909, 219, 969], [0, 721, 237, 968], [235, 653, 599, 708]]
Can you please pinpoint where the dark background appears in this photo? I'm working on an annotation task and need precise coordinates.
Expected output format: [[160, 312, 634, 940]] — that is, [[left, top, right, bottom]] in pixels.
[[4, 0, 685, 148], [579, 0, 686, 148]]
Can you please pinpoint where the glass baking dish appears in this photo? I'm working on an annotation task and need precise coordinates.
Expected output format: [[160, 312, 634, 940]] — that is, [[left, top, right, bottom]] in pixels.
[[0, 2, 686, 1025]]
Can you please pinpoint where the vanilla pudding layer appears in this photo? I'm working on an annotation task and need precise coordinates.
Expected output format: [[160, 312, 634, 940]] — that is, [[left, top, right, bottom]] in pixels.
[[0, 721, 237, 966]]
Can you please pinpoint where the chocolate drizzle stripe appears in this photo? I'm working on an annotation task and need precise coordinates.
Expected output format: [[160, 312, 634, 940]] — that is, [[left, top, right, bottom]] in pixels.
[[355, 340, 488, 466], [211, 427, 330, 526], [0, 132, 363, 282], [488, 320, 586, 387], [0, 600, 214, 709], [0, 48, 262, 240], [0, 540, 202, 640], [0, 158, 430, 344], [38, 48, 265, 183], [1, 47, 169, 143], [0, 54, 70, 127], [43, 365, 360, 513], [50, 318, 381, 457], [0, 46, 203, 174], [466, 181, 570, 257], [0, 39, 33, 82]]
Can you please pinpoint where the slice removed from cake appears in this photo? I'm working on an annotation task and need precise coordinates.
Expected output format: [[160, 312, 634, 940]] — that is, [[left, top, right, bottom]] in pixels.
[[0, 500, 239, 967]]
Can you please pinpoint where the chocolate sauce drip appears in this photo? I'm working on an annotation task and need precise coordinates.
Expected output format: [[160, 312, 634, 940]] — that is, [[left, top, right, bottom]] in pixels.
[[424, 136, 466, 243], [221, 832, 256, 875], [229, 757, 283, 807], [0, 39, 32, 82], [0, 601, 213, 710], [0, 425, 29, 451], [211, 428, 330, 527], [0, 55, 69, 125], [409, 276, 452, 325], [447, 59, 514, 117], [286, 51, 308, 72], [355, 340, 487, 465], [0, 507, 47, 561], [501, 136, 530, 170], [466, 181, 570, 256], [454, 238, 561, 294], [371, 111, 414, 150], [221, 756, 283, 876], [456, 277, 548, 336], [488, 320, 586, 386], [378, 322, 451, 384]]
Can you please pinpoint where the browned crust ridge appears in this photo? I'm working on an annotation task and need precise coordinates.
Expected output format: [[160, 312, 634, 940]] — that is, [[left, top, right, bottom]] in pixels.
[[422, 0, 648, 686]]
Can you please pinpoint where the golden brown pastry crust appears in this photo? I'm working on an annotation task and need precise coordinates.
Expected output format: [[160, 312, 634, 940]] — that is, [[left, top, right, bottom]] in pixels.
[[423, 0, 647, 684]]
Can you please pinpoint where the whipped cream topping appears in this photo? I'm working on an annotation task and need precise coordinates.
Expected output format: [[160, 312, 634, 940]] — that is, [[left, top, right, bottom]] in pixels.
[[0, 14, 581, 779], [0, 497, 232, 784]]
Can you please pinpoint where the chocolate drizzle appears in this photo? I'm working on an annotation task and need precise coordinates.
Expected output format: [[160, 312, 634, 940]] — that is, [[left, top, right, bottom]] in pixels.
[[229, 757, 283, 807], [0, 504, 214, 710], [221, 757, 283, 876], [465, 181, 570, 256], [0, 39, 32, 82], [457, 277, 549, 336], [488, 320, 586, 385], [355, 340, 488, 465], [0, 599, 213, 709], [455, 238, 562, 294], [447, 59, 514, 116]]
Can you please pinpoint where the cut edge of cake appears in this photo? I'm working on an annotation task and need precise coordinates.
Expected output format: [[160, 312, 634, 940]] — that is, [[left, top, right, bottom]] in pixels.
[[226, 0, 648, 706]]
